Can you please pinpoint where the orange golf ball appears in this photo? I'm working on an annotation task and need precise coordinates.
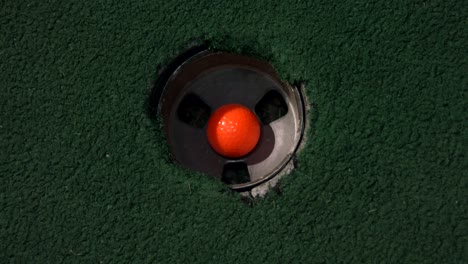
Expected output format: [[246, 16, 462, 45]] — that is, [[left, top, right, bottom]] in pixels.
[[206, 104, 261, 158]]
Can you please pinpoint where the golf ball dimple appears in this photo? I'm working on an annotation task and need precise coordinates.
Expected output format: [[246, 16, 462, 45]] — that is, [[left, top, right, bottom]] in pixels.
[[206, 104, 261, 158]]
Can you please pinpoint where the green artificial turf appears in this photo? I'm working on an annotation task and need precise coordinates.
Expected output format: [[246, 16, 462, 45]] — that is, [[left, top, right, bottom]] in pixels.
[[1, 0, 466, 262]]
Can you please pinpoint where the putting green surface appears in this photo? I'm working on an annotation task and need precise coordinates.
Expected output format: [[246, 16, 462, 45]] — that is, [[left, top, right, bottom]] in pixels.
[[1, 0, 466, 262]]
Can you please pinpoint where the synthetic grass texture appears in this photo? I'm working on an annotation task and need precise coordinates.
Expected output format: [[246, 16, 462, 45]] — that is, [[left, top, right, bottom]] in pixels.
[[1, 0, 466, 263]]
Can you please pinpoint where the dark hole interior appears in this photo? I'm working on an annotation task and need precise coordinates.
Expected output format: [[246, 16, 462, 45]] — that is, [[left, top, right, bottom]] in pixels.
[[222, 162, 250, 184], [177, 93, 211, 128], [255, 90, 288, 125]]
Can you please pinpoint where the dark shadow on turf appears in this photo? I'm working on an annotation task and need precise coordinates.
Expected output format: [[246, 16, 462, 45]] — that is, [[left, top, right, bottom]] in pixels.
[[146, 44, 210, 121]]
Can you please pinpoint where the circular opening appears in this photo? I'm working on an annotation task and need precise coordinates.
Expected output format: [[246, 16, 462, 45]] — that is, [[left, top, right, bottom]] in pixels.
[[155, 47, 306, 191]]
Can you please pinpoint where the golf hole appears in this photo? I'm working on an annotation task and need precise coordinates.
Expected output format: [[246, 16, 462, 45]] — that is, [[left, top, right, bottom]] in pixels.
[[154, 46, 307, 196]]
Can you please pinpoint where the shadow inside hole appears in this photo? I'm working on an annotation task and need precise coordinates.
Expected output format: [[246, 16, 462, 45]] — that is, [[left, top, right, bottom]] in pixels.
[[246, 124, 275, 165], [222, 162, 250, 184], [177, 93, 211, 128], [255, 90, 288, 125], [146, 44, 209, 121]]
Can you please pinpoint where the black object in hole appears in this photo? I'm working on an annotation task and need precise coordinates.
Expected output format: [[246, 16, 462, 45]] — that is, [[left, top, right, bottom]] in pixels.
[[255, 90, 288, 125], [222, 162, 250, 184], [177, 94, 211, 128]]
